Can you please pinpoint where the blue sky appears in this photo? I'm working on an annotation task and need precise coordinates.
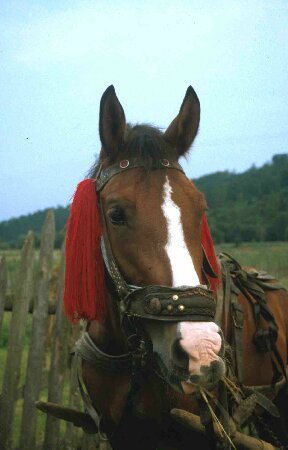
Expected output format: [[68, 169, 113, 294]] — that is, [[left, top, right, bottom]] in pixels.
[[1, 0, 288, 220]]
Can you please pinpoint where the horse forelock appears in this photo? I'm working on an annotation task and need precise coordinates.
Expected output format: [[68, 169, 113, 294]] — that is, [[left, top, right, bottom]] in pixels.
[[89, 123, 177, 177]]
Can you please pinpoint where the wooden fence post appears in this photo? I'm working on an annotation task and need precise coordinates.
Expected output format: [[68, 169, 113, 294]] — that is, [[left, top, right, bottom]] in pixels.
[[64, 323, 83, 449], [0, 256, 7, 335], [0, 231, 35, 450], [43, 241, 71, 449], [19, 210, 55, 450]]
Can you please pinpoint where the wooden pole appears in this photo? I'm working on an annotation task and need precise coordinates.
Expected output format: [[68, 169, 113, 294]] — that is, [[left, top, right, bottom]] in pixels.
[[0, 256, 7, 335], [64, 322, 83, 449], [170, 408, 278, 450], [0, 232, 35, 450], [19, 210, 55, 450], [43, 241, 71, 449], [3, 294, 57, 314]]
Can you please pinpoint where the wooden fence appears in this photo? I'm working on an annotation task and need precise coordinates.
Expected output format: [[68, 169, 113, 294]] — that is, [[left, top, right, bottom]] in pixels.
[[0, 210, 105, 450]]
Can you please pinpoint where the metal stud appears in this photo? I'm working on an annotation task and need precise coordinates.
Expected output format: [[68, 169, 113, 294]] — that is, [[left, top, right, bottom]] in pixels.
[[161, 159, 170, 167], [120, 159, 129, 169], [167, 304, 174, 312], [178, 304, 185, 312], [172, 294, 179, 302]]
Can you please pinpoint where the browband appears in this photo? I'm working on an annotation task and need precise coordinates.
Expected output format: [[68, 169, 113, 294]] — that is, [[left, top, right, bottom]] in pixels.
[[96, 157, 184, 192]]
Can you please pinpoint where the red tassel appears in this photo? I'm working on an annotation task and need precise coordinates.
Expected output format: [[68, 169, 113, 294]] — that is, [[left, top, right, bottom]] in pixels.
[[64, 179, 107, 323], [201, 214, 220, 292]]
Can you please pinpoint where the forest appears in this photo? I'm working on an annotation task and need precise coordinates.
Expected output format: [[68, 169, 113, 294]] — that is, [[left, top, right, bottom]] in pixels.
[[0, 153, 287, 248]]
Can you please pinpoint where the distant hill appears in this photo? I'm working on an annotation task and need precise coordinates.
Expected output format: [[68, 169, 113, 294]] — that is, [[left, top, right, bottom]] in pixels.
[[0, 206, 69, 249], [195, 154, 288, 243], [0, 153, 287, 248]]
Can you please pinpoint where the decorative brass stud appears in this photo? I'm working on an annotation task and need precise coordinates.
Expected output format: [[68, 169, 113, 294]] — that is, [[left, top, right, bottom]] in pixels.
[[178, 304, 185, 312], [149, 297, 161, 314], [172, 294, 179, 302], [167, 304, 174, 312], [120, 159, 130, 169], [161, 159, 170, 167]]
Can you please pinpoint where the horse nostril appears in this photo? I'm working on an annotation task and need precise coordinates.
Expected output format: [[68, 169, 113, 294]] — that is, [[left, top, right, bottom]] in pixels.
[[200, 359, 226, 385], [171, 339, 188, 369]]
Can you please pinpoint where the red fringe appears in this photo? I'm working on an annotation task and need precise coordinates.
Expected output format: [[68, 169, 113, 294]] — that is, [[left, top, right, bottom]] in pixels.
[[201, 214, 220, 292], [64, 179, 107, 323]]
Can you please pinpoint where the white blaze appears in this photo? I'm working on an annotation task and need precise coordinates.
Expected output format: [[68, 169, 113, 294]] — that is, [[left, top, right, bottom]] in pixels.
[[161, 176, 223, 391], [161, 176, 200, 287]]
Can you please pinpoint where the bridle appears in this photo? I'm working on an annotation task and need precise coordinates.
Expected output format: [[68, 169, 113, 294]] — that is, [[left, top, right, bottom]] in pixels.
[[95, 157, 217, 326], [74, 157, 220, 437], [75, 157, 218, 376]]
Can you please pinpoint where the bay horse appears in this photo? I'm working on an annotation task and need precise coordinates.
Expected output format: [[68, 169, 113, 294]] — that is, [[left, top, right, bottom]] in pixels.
[[63, 85, 288, 450]]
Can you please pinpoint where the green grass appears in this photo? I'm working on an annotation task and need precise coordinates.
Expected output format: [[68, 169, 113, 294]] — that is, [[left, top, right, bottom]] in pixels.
[[215, 241, 288, 288]]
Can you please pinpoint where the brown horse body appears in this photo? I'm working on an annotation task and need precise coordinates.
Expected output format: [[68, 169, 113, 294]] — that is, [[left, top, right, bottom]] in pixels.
[[73, 86, 288, 449]]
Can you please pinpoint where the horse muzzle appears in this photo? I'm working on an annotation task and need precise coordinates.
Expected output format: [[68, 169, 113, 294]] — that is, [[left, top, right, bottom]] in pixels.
[[172, 322, 226, 393]]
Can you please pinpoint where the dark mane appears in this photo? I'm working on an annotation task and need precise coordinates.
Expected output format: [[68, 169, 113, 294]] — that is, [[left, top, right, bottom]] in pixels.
[[89, 124, 176, 178]]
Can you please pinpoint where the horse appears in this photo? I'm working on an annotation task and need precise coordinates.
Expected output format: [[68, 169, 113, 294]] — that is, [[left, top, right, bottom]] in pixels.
[[62, 85, 288, 450]]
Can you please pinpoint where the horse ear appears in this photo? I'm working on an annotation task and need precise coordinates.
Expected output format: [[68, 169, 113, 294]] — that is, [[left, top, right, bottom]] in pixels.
[[99, 85, 126, 161], [164, 86, 200, 156]]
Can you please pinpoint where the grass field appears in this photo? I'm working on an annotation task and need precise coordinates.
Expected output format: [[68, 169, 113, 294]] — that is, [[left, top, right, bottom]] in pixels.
[[3, 242, 287, 284], [215, 242, 288, 288]]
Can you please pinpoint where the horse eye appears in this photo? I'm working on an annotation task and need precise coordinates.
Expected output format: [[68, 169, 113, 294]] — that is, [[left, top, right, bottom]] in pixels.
[[108, 208, 126, 226]]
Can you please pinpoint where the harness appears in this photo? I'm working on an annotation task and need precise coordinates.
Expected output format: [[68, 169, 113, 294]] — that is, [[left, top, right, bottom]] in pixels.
[[217, 253, 287, 388], [72, 159, 287, 446]]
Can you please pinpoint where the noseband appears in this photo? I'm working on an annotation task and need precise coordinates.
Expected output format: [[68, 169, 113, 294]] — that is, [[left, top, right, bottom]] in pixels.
[[95, 157, 216, 324]]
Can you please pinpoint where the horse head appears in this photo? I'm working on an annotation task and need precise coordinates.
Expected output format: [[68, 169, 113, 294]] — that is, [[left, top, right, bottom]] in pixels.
[[65, 85, 226, 400], [85, 85, 225, 395]]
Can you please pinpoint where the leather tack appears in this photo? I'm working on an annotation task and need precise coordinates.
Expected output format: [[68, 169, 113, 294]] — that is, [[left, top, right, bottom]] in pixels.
[[149, 297, 161, 314], [134, 285, 216, 321], [96, 158, 184, 192]]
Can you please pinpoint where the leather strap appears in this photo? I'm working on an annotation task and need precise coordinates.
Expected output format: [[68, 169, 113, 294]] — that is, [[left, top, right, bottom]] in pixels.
[[96, 158, 184, 192], [75, 332, 133, 372], [219, 252, 287, 386], [218, 256, 244, 383], [99, 198, 130, 299], [123, 285, 216, 322]]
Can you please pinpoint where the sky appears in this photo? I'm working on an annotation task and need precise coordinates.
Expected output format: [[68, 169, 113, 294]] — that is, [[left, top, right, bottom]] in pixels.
[[1, 0, 288, 221]]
